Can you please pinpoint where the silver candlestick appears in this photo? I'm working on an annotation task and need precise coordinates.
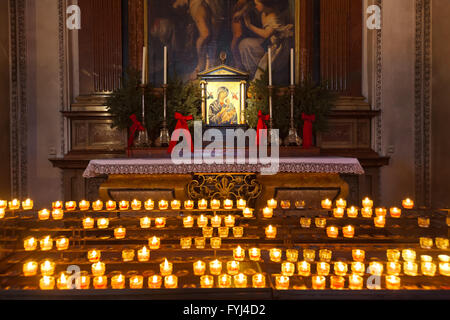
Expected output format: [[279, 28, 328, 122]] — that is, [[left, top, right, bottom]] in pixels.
[[134, 85, 150, 148], [267, 85, 279, 146], [286, 85, 301, 146], [156, 84, 170, 147]]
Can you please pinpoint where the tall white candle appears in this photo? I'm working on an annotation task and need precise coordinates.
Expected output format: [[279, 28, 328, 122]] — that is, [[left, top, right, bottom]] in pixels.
[[290, 48, 294, 86], [164, 46, 168, 85], [142, 46, 147, 85], [268, 48, 272, 86]]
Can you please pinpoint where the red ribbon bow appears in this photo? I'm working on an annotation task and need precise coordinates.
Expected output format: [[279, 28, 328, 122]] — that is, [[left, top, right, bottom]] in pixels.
[[127, 114, 145, 157], [256, 110, 270, 146], [302, 113, 316, 149], [167, 112, 194, 154]]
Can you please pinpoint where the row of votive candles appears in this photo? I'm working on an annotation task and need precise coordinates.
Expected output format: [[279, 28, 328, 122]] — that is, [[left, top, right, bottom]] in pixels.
[[320, 197, 415, 210]]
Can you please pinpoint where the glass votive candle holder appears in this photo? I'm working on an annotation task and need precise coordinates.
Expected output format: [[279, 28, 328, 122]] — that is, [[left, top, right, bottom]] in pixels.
[[330, 276, 345, 290], [234, 273, 247, 288], [347, 206, 359, 218], [118, 201, 129, 211], [312, 275, 326, 290], [8, 199, 20, 210], [232, 226, 244, 238], [218, 227, 229, 238], [267, 198, 277, 209], [105, 200, 116, 211], [56, 236, 69, 251], [122, 249, 135, 262], [375, 207, 387, 217], [158, 200, 169, 210], [38, 209, 50, 220], [361, 207, 373, 218], [227, 261, 240, 275], [193, 260, 206, 276], [295, 200, 306, 209], [114, 227, 126, 239], [52, 209, 64, 220], [87, 249, 101, 263], [0, 208, 4, 219], [79, 271, 90, 289], [252, 274, 266, 288], [111, 273, 125, 289], [242, 208, 253, 218], [40, 276, 55, 290], [281, 262, 295, 277], [297, 261, 311, 276], [0, 200, 7, 210], [421, 261, 437, 276], [148, 236, 161, 250], [420, 237, 433, 249], [362, 197, 373, 208], [351, 262, 365, 276], [97, 218, 109, 229], [140, 216, 151, 229], [40, 236, 53, 251], [148, 275, 162, 289], [237, 199, 247, 210], [93, 276, 108, 289], [265, 225, 277, 239], [418, 216, 430, 228], [402, 198, 414, 209], [315, 217, 327, 228], [52, 201, 63, 210], [280, 200, 291, 210], [317, 262, 330, 276], [262, 207, 273, 219], [218, 274, 232, 288], [130, 275, 144, 289], [438, 254, 450, 262], [82, 217, 94, 229], [202, 227, 214, 238], [24, 236, 37, 251], [224, 199, 233, 210], [209, 260, 222, 275], [249, 248, 261, 261], [270, 248, 282, 263], [197, 215, 209, 228], [211, 215, 222, 228], [195, 237, 206, 249], [233, 246, 245, 261], [402, 249, 416, 262], [210, 237, 222, 249], [403, 262, 418, 276], [349, 274, 363, 290], [336, 198, 347, 209], [326, 226, 339, 238], [386, 262, 402, 276], [180, 237, 192, 249], [275, 275, 289, 290], [374, 216, 386, 228], [144, 199, 155, 210], [184, 200, 194, 210], [386, 275, 401, 290], [387, 249, 401, 262], [300, 217, 311, 228], [137, 246, 150, 262], [321, 199, 332, 210], [40, 260, 55, 276], [342, 225, 355, 238], [390, 207, 402, 218], [200, 275, 214, 288], [23, 261, 38, 277], [352, 249, 365, 262], [198, 199, 208, 210], [155, 217, 166, 228], [333, 208, 345, 218], [170, 200, 181, 210], [334, 262, 348, 276], [131, 199, 141, 210], [368, 261, 384, 276], [164, 275, 178, 289], [436, 237, 449, 250], [286, 249, 299, 262], [211, 199, 221, 210], [92, 200, 103, 211], [224, 215, 235, 227], [303, 249, 316, 263], [319, 249, 332, 263], [439, 262, 450, 276], [160, 259, 173, 276]]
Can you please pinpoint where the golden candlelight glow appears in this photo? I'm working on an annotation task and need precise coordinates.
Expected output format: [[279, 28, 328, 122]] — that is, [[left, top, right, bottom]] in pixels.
[[194, 237, 206, 249], [387, 249, 401, 262], [333, 207, 345, 218], [267, 198, 277, 209], [334, 262, 348, 276], [160, 258, 173, 276], [242, 207, 253, 218], [40, 260, 55, 276], [227, 261, 240, 275], [87, 249, 101, 263], [420, 237, 433, 249], [369, 262, 384, 276], [224, 215, 235, 227], [249, 248, 261, 261], [386, 262, 401, 276], [24, 236, 37, 251], [330, 276, 345, 290], [193, 260, 206, 276], [40, 236, 53, 251], [93, 276, 107, 289], [218, 274, 232, 288], [361, 207, 373, 218], [237, 199, 247, 210], [211, 199, 221, 210], [402, 249, 416, 262], [315, 217, 327, 228], [233, 246, 245, 261], [297, 261, 311, 276], [114, 227, 126, 239], [299, 217, 311, 228], [439, 261, 450, 276], [79, 272, 90, 290], [265, 225, 277, 239], [131, 199, 142, 210], [386, 275, 401, 290], [234, 273, 247, 288], [336, 198, 347, 209], [170, 200, 181, 210], [351, 262, 365, 276], [130, 275, 144, 289], [79, 200, 90, 211], [321, 199, 332, 210], [149, 236, 161, 250], [92, 200, 103, 211], [140, 216, 151, 229], [197, 215, 208, 228], [111, 273, 125, 289], [317, 262, 330, 276], [119, 200, 129, 210], [402, 198, 414, 209], [38, 209, 50, 220], [210, 259, 222, 275], [262, 207, 273, 219], [233, 226, 244, 238], [252, 274, 266, 288], [0, 200, 7, 209], [144, 199, 155, 210], [184, 200, 194, 210], [9, 199, 20, 210], [375, 207, 387, 217], [275, 275, 289, 290], [374, 216, 386, 228], [97, 218, 109, 229], [319, 249, 332, 262], [23, 261, 38, 277], [137, 246, 150, 262], [303, 249, 315, 263], [349, 274, 363, 290], [0, 208, 4, 219], [40, 276, 55, 290], [362, 197, 373, 208], [281, 262, 295, 276], [57, 272, 70, 290], [436, 237, 449, 249], [286, 249, 299, 262], [389, 207, 402, 218], [280, 200, 291, 209], [22, 199, 33, 210], [200, 275, 214, 288], [352, 249, 365, 262], [148, 275, 162, 289], [403, 262, 418, 276], [180, 237, 192, 249], [224, 199, 233, 210], [312, 276, 326, 290], [91, 262, 106, 277], [347, 206, 359, 218], [155, 217, 166, 228], [418, 216, 430, 228], [56, 236, 69, 251], [218, 227, 229, 238], [106, 200, 116, 211], [183, 215, 195, 228], [65, 201, 76, 211], [210, 237, 222, 249], [52, 209, 64, 220], [326, 226, 339, 238], [52, 201, 62, 210], [210, 215, 221, 227], [198, 199, 208, 210], [421, 261, 437, 276], [158, 200, 169, 210], [270, 248, 282, 263], [342, 225, 355, 238], [83, 217, 94, 229]]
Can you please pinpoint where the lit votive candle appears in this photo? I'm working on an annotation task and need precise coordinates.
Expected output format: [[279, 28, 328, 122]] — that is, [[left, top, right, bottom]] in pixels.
[[193, 260, 206, 276], [270, 248, 282, 263], [436, 237, 449, 249], [362, 197, 373, 208], [387, 249, 401, 262], [286, 249, 299, 262], [52, 201, 63, 210], [224, 215, 235, 227], [317, 262, 330, 276], [402, 249, 416, 262], [218, 227, 229, 238], [195, 237, 206, 249], [40, 236, 53, 251], [265, 225, 277, 239], [369, 261, 384, 276], [249, 248, 261, 261], [352, 249, 365, 262], [319, 249, 332, 262], [184, 200, 194, 210], [375, 207, 387, 217], [333, 207, 345, 218], [106, 200, 116, 211], [0, 208, 4, 219], [347, 206, 359, 218], [233, 226, 244, 238], [262, 207, 273, 219], [137, 246, 150, 262], [326, 226, 339, 238], [280, 200, 291, 210], [297, 261, 311, 276], [180, 237, 192, 249], [140, 216, 151, 229], [211, 199, 221, 210], [197, 215, 208, 228], [218, 274, 232, 288], [91, 262, 106, 276], [402, 198, 414, 209], [148, 275, 162, 289], [281, 262, 295, 277], [237, 199, 247, 210], [233, 246, 245, 261], [131, 199, 142, 210], [65, 201, 76, 211], [210, 260, 222, 275], [234, 273, 247, 288], [40, 260, 55, 276], [351, 262, 365, 276], [321, 199, 332, 210], [198, 199, 208, 210], [300, 217, 311, 228], [97, 218, 109, 229], [144, 199, 155, 210], [386, 262, 402, 276], [158, 200, 169, 210], [303, 249, 316, 263], [349, 274, 363, 290], [160, 259, 173, 276], [336, 198, 347, 209], [56, 236, 69, 251], [183, 215, 194, 228], [438, 255, 449, 263], [155, 217, 166, 228], [420, 237, 433, 249], [93, 276, 107, 289], [334, 262, 348, 276], [52, 209, 64, 220], [22, 199, 34, 210], [330, 276, 345, 290], [342, 225, 355, 238], [361, 207, 373, 218], [421, 255, 433, 262], [267, 198, 277, 209], [275, 275, 289, 290], [404, 262, 418, 276], [38, 209, 50, 220], [79, 200, 90, 211], [295, 201, 306, 209], [418, 216, 430, 228], [57, 272, 70, 290], [224, 199, 233, 210], [211, 215, 222, 228], [92, 200, 103, 211], [87, 249, 101, 263], [210, 237, 222, 249], [252, 274, 266, 288], [114, 226, 126, 239], [421, 261, 437, 276], [390, 207, 402, 218], [9, 199, 20, 210], [202, 227, 213, 238], [130, 275, 144, 289], [439, 261, 450, 276], [200, 275, 214, 288], [23, 261, 38, 276], [242, 207, 253, 218], [40, 276, 55, 290], [170, 200, 181, 210], [315, 217, 327, 228], [24, 236, 37, 251], [0, 200, 7, 209], [79, 272, 90, 289], [82, 217, 94, 229], [111, 273, 125, 289], [386, 275, 401, 290], [312, 275, 326, 290], [227, 261, 240, 276], [374, 216, 386, 228]]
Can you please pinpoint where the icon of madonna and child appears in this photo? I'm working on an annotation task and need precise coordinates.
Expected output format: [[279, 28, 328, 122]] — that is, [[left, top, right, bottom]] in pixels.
[[208, 86, 239, 126]]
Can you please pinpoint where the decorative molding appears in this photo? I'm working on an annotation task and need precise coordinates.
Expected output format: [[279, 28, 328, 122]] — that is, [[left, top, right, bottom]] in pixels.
[[374, 0, 383, 155], [414, 0, 432, 207], [9, 0, 28, 198]]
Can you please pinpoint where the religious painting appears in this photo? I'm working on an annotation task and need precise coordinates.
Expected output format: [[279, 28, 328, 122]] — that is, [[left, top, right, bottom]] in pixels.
[[148, 0, 295, 85], [206, 82, 241, 126]]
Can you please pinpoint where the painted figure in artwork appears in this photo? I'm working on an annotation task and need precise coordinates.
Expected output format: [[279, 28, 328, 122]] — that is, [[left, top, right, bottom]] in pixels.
[[208, 87, 238, 126]]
